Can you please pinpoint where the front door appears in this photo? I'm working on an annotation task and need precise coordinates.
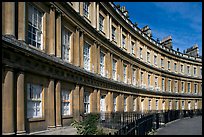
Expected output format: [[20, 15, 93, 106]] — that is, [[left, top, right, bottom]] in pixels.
[[100, 95, 106, 120]]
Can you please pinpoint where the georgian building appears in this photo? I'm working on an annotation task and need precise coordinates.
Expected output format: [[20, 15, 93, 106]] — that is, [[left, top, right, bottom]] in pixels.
[[2, 2, 202, 135]]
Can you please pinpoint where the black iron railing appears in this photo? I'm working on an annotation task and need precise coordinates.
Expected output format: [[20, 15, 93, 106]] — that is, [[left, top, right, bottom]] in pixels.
[[96, 109, 202, 135]]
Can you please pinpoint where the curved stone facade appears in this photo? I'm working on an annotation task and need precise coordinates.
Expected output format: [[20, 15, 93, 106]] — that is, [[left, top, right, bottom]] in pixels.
[[2, 2, 202, 134]]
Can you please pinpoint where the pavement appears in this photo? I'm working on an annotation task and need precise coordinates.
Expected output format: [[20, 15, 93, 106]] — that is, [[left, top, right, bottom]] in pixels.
[[154, 116, 202, 135], [30, 126, 77, 135]]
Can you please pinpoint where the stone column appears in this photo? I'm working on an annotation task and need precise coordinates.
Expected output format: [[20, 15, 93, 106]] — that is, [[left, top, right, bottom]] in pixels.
[[97, 45, 101, 75], [79, 31, 84, 68], [110, 53, 113, 79], [48, 79, 55, 128], [171, 79, 174, 93], [79, 2, 83, 16], [109, 17, 112, 41], [79, 86, 84, 117], [92, 89, 98, 112], [74, 27, 80, 66], [73, 85, 80, 121], [48, 5, 56, 55], [55, 81, 62, 127], [92, 2, 96, 28], [2, 68, 15, 135], [165, 77, 168, 92], [165, 99, 169, 110], [191, 81, 194, 94], [106, 14, 110, 39], [90, 44, 94, 73], [2, 2, 15, 36], [56, 11, 62, 58], [106, 52, 111, 78], [16, 72, 26, 134], [93, 41, 98, 73], [18, 2, 26, 41], [137, 96, 141, 112], [117, 25, 121, 48], [178, 80, 181, 93], [96, 2, 99, 30], [97, 89, 101, 113], [109, 92, 113, 112]]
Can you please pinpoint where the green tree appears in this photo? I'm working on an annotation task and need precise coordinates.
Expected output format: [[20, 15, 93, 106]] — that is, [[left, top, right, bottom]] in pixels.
[[71, 113, 106, 135]]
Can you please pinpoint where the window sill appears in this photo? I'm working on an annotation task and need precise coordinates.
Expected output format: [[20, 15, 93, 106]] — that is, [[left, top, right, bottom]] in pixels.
[[62, 115, 73, 119], [28, 44, 44, 52], [122, 47, 127, 50], [83, 15, 91, 24], [28, 117, 45, 122], [111, 40, 117, 44], [99, 30, 106, 36]]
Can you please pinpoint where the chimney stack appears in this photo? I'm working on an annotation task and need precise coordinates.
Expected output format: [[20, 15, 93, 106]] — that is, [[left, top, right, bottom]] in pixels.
[[141, 25, 152, 38], [160, 36, 172, 49]]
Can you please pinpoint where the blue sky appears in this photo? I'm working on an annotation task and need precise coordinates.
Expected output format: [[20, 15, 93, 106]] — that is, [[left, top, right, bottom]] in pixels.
[[114, 2, 202, 56]]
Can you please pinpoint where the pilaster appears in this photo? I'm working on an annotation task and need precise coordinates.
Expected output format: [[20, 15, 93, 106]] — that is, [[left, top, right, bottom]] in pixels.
[[2, 68, 15, 135], [16, 72, 26, 134]]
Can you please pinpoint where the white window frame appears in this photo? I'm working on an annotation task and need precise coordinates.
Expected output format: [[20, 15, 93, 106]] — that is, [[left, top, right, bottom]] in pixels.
[[124, 97, 127, 112], [154, 55, 157, 65], [181, 81, 184, 93], [169, 101, 172, 110], [194, 83, 197, 94], [122, 34, 126, 48], [174, 63, 177, 72], [175, 101, 179, 110], [131, 42, 135, 54], [62, 27, 71, 62], [28, 4, 43, 50], [133, 98, 136, 111], [188, 102, 191, 110], [168, 61, 171, 70], [187, 66, 190, 74], [161, 58, 164, 68], [181, 64, 184, 73], [140, 47, 143, 59], [84, 91, 90, 114], [83, 42, 90, 71], [200, 68, 202, 76], [195, 100, 198, 109], [100, 51, 105, 76], [123, 64, 127, 83], [61, 90, 71, 115], [162, 78, 165, 92], [99, 14, 104, 32], [132, 68, 136, 85], [27, 83, 43, 118], [156, 100, 158, 110], [112, 59, 117, 80], [140, 71, 143, 85], [194, 67, 197, 75], [141, 99, 144, 113], [182, 101, 185, 110], [113, 96, 117, 112], [147, 52, 150, 63], [155, 76, 158, 88], [83, 2, 90, 18], [168, 80, 171, 92], [187, 83, 191, 93], [148, 99, 151, 110], [148, 74, 151, 87], [112, 26, 116, 41]]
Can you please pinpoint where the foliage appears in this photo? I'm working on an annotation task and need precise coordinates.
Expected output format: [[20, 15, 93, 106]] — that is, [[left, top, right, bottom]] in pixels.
[[71, 113, 106, 135]]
